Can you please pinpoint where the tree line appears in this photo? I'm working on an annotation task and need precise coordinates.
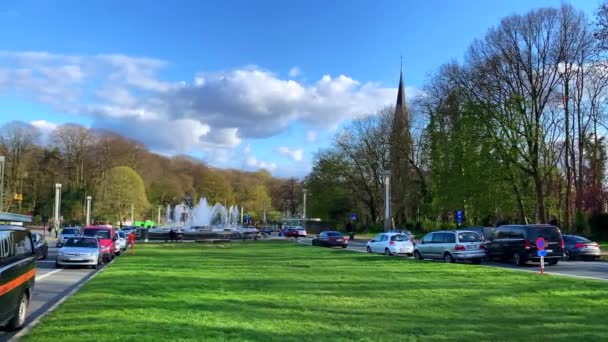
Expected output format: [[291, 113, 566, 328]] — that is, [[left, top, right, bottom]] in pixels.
[[307, 3, 608, 238], [0, 122, 304, 225]]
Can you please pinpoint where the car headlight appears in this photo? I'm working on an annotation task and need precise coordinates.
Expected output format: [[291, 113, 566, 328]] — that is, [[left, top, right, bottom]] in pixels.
[[101, 246, 110, 251]]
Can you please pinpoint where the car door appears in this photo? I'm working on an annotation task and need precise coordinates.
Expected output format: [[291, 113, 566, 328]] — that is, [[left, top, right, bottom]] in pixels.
[[417, 233, 434, 257], [319, 232, 327, 246], [369, 234, 382, 253], [431, 233, 447, 259], [486, 228, 505, 259], [379, 234, 389, 252]]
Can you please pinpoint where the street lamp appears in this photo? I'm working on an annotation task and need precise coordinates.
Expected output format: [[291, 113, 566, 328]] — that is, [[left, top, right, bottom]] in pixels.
[[85, 196, 92, 226], [382, 169, 391, 232], [54, 184, 62, 237], [0, 156, 4, 212]]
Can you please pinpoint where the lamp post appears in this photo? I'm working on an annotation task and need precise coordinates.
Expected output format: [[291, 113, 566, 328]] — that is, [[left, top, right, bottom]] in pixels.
[[302, 188, 307, 226], [85, 196, 92, 226], [382, 169, 391, 232], [157, 206, 161, 226], [0, 156, 4, 212], [54, 184, 62, 237]]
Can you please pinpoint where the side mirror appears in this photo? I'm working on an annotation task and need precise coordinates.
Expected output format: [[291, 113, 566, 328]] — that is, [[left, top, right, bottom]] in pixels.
[[370, 240, 376, 243], [420, 240, 425, 244]]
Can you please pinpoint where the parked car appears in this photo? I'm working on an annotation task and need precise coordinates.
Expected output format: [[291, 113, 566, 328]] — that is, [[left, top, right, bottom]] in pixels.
[[0, 225, 36, 330], [31, 232, 48, 260], [56, 227, 81, 247], [563, 235, 602, 261], [312, 231, 348, 248], [389, 229, 415, 241], [81, 226, 117, 262], [367, 232, 414, 256], [463, 227, 496, 242], [261, 227, 273, 235], [115, 231, 128, 254], [56, 237, 103, 269], [414, 230, 486, 264], [485, 224, 564, 266], [286, 227, 307, 238]]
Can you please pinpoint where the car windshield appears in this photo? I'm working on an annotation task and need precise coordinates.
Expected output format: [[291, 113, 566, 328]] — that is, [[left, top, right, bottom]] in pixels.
[[391, 234, 408, 241], [117, 232, 125, 238], [458, 232, 482, 242], [82, 229, 111, 239], [65, 238, 98, 248], [327, 232, 342, 237], [62, 228, 80, 235]]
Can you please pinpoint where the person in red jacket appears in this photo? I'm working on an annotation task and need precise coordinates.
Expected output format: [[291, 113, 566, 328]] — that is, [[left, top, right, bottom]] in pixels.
[[128, 231, 136, 254]]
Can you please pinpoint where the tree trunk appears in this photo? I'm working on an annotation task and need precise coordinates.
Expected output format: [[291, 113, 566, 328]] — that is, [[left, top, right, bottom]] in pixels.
[[534, 173, 546, 223]]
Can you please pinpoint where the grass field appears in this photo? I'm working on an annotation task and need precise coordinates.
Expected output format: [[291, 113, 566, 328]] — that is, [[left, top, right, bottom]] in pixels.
[[24, 241, 608, 341]]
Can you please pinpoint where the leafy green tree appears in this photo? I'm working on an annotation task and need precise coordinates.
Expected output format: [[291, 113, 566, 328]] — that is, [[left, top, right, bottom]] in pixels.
[[96, 166, 149, 224]]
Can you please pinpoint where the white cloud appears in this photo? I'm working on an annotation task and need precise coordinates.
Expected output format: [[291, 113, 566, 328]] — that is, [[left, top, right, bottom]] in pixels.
[[30, 119, 57, 145], [306, 130, 317, 143], [288, 66, 301, 77], [245, 155, 277, 171], [276, 146, 304, 162], [0, 50, 419, 176]]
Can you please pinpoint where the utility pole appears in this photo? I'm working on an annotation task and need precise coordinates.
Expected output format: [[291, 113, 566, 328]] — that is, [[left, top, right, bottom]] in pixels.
[[263, 201, 267, 225], [85, 196, 92, 226], [0, 156, 4, 212], [302, 189, 307, 219], [54, 184, 62, 237], [241, 206, 244, 224], [157, 206, 161, 226], [383, 169, 391, 232]]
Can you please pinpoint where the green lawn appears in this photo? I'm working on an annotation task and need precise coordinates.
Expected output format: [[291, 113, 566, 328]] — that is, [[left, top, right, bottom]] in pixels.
[[24, 241, 608, 341]]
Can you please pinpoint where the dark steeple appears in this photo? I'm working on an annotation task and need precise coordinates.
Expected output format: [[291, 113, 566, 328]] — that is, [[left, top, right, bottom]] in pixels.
[[396, 68, 405, 107]]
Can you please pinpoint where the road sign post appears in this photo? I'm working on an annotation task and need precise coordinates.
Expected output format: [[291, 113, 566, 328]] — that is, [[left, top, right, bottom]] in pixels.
[[536, 237, 546, 275], [456, 210, 464, 227]]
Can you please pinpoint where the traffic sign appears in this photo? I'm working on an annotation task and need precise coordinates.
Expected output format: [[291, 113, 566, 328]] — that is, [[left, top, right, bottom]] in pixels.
[[537, 250, 547, 257], [536, 237, 546, 251], [456, 210, 464, 224], [351, 214, 358, 221]]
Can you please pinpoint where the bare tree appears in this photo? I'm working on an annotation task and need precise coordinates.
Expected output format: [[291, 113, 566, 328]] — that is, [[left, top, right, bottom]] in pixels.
[[51, 123, 92, 188]]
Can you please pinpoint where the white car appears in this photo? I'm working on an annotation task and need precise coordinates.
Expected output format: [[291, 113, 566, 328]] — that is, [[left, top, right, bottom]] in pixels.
[[115, 231, 128, 254], [57, 227, 81, 247], [366, 232, 414, 256]]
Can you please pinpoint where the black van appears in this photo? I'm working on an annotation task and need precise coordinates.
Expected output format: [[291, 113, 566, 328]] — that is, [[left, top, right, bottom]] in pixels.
[[485, 224, 564, 266], [0, 225, 36, 330]]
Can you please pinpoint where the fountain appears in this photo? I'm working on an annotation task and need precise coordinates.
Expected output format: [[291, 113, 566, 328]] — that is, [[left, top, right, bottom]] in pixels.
[[146, 198, 260, 241]]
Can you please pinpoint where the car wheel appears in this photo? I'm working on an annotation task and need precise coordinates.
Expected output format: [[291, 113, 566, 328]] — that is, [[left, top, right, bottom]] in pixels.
[[512, 252, 524, 266], [366, 246, 372, 253], [42, 250, 48, 260], [5, 292, 28, 330], [406, 253, 413, 257], [341, 245, 347, 249], [55, 261, 62, 269], [414, 250, 423, 261], [472, 258, 482, 265], [564, 250, 571, 261], [385, 248, 392, 256], [444, 253, 455, 263]]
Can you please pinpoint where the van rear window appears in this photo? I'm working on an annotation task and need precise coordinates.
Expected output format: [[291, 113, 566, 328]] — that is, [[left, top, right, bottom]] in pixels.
[[530, 226, 562, 242]]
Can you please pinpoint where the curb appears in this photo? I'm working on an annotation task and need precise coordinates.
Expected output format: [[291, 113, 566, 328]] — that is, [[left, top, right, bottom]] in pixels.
[[9, 258, 117, 341]]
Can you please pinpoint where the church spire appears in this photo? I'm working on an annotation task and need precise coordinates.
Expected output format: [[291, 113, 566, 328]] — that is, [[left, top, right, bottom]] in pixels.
[[396, 63, 405, 108]]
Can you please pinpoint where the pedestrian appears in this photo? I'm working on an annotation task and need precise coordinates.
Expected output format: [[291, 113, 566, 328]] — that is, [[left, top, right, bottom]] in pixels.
[[169, 228, 177, 242], [128, 231, 136, 254]]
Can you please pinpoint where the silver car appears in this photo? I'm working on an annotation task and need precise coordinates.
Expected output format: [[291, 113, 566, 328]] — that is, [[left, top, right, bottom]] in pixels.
[[56, 237, 103, 269], [57, 227, 81, 247], [414, 230, 486, 264]]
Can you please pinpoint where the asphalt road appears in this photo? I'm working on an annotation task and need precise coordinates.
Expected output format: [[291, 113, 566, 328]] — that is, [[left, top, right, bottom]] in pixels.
[[1, 244, 99, 342], [298, 237, 608, 281]]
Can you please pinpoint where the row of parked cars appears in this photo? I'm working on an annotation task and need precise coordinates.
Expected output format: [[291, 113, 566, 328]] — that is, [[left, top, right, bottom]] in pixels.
[[55, 225, 132, 269], [312, 224, 603, 266]]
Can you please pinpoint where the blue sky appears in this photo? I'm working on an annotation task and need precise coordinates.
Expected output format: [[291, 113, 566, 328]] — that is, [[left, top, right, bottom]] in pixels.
[[0, 0, 600, 177]]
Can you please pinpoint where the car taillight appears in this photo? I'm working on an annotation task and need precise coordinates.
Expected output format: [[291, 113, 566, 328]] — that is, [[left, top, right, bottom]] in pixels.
[[561, 239, 565, 249], [455, 245, 466, 251], [389, 241, 395, 245], [574, 243, 586, 248], [524, 240, 531, 249]]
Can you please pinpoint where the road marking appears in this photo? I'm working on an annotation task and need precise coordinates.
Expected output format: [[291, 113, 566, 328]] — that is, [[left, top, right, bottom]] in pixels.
[[478, 263, 608, 282], [35, 269, 62, 281]]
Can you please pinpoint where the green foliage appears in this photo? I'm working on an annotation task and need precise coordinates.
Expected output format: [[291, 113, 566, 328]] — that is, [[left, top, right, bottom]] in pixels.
[[96, 166, 149, 223], [574, 211, 589, 235]]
